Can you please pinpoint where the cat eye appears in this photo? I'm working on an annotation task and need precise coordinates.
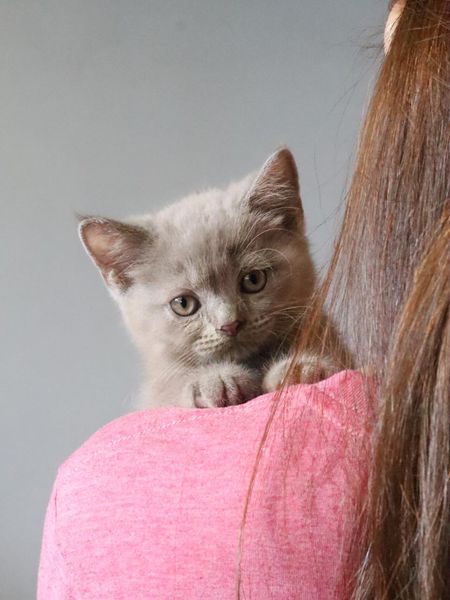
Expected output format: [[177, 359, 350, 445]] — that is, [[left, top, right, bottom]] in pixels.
[[240, 269, 267, 294], [170, 295, 200, 317]]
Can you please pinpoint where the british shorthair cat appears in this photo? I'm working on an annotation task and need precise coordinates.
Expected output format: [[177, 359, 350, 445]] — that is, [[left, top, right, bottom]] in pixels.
[[79, 148, 340, 408]]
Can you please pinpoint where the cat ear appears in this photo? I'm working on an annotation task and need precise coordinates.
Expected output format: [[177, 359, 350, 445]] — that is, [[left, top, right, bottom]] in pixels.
[[78, 217, 150, 291], [245, 147, 304, 232]]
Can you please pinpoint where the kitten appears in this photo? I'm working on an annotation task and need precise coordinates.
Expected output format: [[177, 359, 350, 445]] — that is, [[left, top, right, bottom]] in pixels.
[[79, 148, 338, 408]]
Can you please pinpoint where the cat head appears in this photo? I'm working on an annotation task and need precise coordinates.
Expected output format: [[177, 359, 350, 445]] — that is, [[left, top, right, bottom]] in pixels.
[[79, 148, 315, 369]]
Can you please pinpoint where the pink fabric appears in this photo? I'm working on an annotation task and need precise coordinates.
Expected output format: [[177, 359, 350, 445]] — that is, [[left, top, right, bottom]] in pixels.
[[38, 371, 371, 599]]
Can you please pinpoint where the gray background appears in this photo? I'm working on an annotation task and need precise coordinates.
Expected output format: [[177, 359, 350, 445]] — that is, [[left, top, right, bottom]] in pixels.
[[1, 1, 386, 597]]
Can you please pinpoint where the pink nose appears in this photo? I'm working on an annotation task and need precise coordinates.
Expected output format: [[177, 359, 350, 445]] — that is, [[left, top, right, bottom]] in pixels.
[[219, 320, 244, 337]]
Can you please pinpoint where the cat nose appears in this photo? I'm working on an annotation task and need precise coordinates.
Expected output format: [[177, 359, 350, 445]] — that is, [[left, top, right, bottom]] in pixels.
[[219, 320, 244, 337]]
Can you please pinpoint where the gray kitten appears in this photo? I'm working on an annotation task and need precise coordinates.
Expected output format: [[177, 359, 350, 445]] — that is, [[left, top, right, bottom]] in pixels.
[[79, 148, 337, 408]]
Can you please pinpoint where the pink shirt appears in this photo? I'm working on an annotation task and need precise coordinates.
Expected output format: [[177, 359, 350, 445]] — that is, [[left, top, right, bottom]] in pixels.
[[38, 371, 370, 599]]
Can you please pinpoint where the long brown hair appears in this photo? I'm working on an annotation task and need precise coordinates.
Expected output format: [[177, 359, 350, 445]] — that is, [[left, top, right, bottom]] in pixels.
[[293, 0, 450, 597]]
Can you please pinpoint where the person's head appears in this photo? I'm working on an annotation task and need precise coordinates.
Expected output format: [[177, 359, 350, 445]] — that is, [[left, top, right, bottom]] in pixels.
[[293, 0, 449, 597]]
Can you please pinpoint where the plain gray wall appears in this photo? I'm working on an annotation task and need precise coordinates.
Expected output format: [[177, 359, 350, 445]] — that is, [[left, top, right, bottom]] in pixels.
[[1, 1, 387, 597]]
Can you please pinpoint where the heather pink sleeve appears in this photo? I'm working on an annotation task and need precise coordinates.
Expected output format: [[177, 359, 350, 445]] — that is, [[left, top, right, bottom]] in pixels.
[[37, 371, 371, 599], [37, 477, 72, 600]]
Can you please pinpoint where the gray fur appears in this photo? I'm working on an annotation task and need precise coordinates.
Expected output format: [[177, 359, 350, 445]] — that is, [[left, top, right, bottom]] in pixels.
[[79, 148, 322, 408]]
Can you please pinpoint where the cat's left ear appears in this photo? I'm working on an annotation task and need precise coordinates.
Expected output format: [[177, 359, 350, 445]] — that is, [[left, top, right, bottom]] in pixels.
[[78, 216, 151, 292], [245, 147, 303, 232]]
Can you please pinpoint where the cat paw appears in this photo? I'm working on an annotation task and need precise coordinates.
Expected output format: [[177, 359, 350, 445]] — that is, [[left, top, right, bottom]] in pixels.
[[262, 357, 292, 393], [262, 352, 340, 393], [188, 363, 261, 408]]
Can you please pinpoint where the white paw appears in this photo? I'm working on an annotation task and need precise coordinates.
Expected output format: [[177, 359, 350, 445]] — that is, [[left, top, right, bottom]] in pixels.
[[188, 363, 261, 408], [263, 352, 340, 392], [262, 357, 291, 393]]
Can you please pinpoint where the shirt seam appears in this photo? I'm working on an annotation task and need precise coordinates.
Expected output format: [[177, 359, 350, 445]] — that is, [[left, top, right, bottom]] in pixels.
[[60, 381, 366, 473]]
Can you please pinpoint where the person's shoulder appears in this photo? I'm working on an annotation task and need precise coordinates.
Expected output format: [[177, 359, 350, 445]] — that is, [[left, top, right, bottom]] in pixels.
[[56, 393, 270, 477], [313, 369, 371, 413], [57, 405, 192, 475], [308, 369, 373, 435], [286, 370, 375, 436], [57, 370, 370, 479], [316, 369, 369, 404]]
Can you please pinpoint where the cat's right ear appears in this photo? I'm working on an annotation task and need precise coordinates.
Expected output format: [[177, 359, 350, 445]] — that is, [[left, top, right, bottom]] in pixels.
[[245, 147, 304, 233], [78, 217, 150, 292]]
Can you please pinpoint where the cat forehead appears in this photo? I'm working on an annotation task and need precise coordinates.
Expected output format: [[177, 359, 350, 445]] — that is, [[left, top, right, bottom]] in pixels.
[[127, 171, 295, 288], [156, 194, 246, 261], [145, 225, 246, 291], [137, 227, 287, 297], [133, 214, 280, 293], [156, 176, 254, 229]]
